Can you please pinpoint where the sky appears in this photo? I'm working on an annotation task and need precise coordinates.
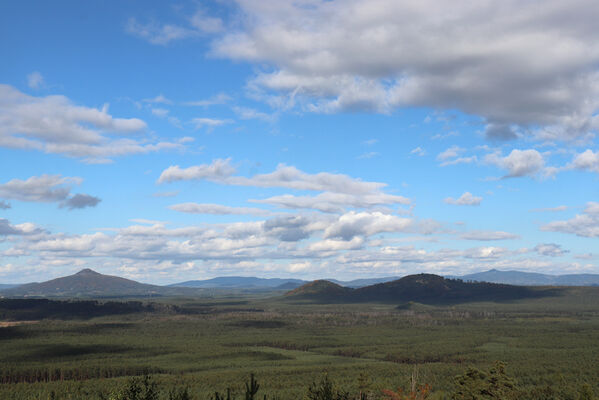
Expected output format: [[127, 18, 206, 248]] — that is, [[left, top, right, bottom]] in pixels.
[[1, 0, 598, 284]]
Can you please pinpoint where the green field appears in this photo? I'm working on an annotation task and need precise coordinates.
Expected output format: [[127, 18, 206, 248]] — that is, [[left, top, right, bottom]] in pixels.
[[1, 287, 599, 399]]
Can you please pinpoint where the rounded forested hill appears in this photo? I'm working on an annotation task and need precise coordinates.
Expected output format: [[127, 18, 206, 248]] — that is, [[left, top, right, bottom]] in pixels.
[[286, 274, 553, 304], [285, 280, 352, 300]]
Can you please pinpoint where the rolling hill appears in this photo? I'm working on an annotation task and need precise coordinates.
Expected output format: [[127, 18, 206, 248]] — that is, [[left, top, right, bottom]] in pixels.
[[1, 269, 176, 298], [285, 280, 353, 300], [286, 274, 554, 304], [169, 276, 307, 289], [452, 269, 599, 286]]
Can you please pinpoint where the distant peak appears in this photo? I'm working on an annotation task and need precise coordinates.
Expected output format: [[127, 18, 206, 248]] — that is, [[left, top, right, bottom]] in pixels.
[[76, 268, 99, 275]]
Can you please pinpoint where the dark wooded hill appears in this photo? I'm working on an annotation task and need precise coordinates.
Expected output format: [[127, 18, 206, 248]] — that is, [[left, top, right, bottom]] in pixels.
[[286, 273, 556, 304], [1, 269, 188, 298]]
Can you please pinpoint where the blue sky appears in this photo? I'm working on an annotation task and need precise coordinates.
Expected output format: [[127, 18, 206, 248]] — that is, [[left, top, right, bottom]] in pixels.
[[1, 0, 598, 284]]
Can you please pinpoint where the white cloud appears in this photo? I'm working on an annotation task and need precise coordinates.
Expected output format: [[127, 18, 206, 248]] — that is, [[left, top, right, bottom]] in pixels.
[[252, 192, 409, 213], [323, 211, 413, 240], [534, 243, 568, 257], [0, 85, 184, 162], [212, 0, 599, 140], [232, 106, 275, 122], [568, 149, 599, 173], [0, 175, 78, 202], [460, 230, 520, 241], [159, 161, 397, 197], [437, 145, 464, 161], [126, 18, 197, 45], [410, 147, 426, 156], [126, 9, 224, 45], [357, 151, 379, 159], [191, 117, 232, 130], [444, 192, 482, 206], [151, 108, 170, 117], [541, 202, 599, 237], [190, 9, 224, 34], [143, 94, 172, 104], [530, 205, 568, 212], [169, 202, 269, 215], [184, 93, 232, 107], [0, 175, 101, 210], [485, 149, 545, 178], [157, 158, 236, 183], [27, 71, 44, 89]]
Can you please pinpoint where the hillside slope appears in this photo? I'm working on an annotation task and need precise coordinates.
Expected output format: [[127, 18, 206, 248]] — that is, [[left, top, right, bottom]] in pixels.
[[1, 269, 166, 297], [286, 274, 554, 304]]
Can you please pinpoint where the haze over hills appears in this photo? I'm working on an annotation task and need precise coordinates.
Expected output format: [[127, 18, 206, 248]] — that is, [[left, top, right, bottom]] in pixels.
[[168, 276, 401, 289], [0, 269, 189, 298], [169, 276, 307, 289], [2, 268, 599, 299], [286, 274, 554, 304], [451, 269, 599, 286], [0, 284, 19, 290]]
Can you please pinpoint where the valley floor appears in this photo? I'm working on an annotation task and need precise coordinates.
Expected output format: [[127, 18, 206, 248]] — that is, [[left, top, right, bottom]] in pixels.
[[1, 287, 598, 399]]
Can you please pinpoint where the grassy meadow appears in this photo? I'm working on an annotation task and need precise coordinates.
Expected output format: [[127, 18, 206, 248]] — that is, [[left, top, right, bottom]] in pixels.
[[1, 287, 598, 399]]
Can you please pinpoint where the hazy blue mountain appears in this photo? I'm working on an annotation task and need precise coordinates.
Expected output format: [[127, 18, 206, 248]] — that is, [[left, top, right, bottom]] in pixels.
[[0, 283, 20, 290], [1, 269, 198, 298], [450, 269, 599, 286], [169, 276, 307, 289], [170, 276, 399, 289], [286, 274, 550, 304]]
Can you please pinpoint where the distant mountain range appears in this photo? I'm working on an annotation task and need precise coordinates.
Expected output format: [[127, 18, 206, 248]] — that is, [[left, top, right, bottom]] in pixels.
[[168, 276, 401, 289], [2, 268, 598, 299], [0, 269, 199, 298], [169, 276, 307, 289], [0, 284, 19, 290], [449, 269, 599, 286], [286, 274, 552, 304]]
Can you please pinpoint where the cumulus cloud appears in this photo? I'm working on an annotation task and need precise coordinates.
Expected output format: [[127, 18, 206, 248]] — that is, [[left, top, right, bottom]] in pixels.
[[0, 85, 183, 162], [0, 219, 22, 236], [437, 146, 464, 162], [211, 0, 599, 140], [534, 243, 568, 257], [0, 219, 41, 236], [460, 230, 520, 241], [252, 192, 409, 213], [0, 200, 11, 210], [323, 211, 412, 240], [436, 146, 477, 167], [0, 175, 100, 210], [541, 202, 599, 237], [485, 149, 545, 178], [60, 194, 101, 210], [568, 149, 599, 173], [169, 202, 269, 215], [157, 158, 236, 183], [444, 192, 482, 206], [159, 161, 393, 195], [0, 175, 78, 202]]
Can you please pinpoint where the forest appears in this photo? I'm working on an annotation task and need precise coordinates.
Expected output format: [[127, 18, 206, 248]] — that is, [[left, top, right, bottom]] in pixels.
[[1, 286, 598, 399]]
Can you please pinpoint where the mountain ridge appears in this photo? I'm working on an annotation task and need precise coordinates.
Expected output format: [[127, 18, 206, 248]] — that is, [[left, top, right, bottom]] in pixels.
[[286, 273, 555, 304]]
